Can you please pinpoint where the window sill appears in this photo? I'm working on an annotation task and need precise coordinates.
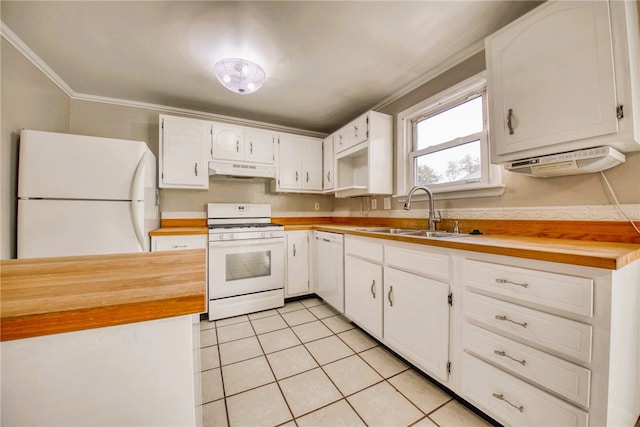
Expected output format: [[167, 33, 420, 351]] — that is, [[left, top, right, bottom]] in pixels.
[[395, 183, 506, 201]]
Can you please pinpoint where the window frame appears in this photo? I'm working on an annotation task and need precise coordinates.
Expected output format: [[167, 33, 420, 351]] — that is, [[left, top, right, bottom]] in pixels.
[[396, 71, 505, 200]]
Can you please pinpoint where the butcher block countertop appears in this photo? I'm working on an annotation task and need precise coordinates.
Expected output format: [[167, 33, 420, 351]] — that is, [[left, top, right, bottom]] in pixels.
[[312, 225, 640, 270], [149, 217, 640, 270], [0, 249, 206, 341]]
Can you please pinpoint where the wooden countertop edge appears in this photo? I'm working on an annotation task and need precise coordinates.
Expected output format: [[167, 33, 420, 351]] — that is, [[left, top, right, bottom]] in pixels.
[[311, 225, 640, 270], [1, 249, 206, 341], [0, 295, 205, 341], [148, 222, 640, 270]]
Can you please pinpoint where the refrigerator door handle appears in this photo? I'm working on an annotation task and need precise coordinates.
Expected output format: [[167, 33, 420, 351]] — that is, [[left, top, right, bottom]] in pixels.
[[131, 201, 146, 251], [130, 151, 150, 201]]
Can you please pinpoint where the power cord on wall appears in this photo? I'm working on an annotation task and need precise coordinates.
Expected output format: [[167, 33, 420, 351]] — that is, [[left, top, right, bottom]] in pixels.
[[360, 196, 371, 216], [600, 171, 640, 235]]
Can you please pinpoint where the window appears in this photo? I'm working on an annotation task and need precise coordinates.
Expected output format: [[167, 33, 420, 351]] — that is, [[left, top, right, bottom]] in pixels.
[[397, 72, 504, 199]]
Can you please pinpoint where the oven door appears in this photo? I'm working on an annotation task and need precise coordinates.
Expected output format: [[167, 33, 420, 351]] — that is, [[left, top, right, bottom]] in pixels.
[[208, 237, 285, 299]]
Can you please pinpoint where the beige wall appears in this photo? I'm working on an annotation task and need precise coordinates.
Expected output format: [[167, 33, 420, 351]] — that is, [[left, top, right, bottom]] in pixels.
[[3, 38, 639, 258], [68, 100, 335, 216], [1, 40, 71, 259], [334, 52, 640, 214]]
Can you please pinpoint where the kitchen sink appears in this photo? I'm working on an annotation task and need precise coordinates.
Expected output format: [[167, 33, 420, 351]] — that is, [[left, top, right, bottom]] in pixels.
[[356, 227, 422, 235], [356, 228, 469, 238]]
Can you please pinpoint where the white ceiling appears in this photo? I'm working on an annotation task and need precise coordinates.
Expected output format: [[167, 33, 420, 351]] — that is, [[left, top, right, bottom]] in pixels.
[[1, 1, 539, 134]]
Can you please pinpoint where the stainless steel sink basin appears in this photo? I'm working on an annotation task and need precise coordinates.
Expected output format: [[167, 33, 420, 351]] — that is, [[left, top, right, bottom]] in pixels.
[[357, 228, 469, 238], [356, 227, 422, 235]]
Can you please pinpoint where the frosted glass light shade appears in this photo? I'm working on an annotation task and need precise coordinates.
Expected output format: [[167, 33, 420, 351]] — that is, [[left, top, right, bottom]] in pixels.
[[214, 58, 266, 94]]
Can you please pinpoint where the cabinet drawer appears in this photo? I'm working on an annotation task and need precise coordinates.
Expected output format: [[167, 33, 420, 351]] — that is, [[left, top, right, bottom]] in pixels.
[[463, 323, 591, 407], [153, 236, 207, 252], [345, 237, 383, 263], [385, 245, 449, 281], [465, 291, 592, 363], [465, 259, 593, 317], [460, 353, 588, 427]]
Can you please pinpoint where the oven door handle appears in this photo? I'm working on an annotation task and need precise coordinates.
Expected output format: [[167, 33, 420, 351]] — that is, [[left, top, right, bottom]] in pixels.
[[209, 237, 284, 249]]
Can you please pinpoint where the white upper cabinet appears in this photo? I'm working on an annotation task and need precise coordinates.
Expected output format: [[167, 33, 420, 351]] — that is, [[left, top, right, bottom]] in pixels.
[[486, 0, 640, 163], [211, 123, 275, 164], [159, 114, 210, 189], [323, 134, 335, 192], [272, 133, 323, 193], [334, 111, 393, 198]]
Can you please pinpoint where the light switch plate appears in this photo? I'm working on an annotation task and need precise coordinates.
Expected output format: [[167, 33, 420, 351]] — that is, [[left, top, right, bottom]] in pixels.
[[371, 199, 377, 209], [384, 197, 391, 209]]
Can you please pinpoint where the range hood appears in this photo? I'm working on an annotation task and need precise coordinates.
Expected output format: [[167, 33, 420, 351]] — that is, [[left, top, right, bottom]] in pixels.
[[504, 146, 625, 178], [208, 161, 276, 179]]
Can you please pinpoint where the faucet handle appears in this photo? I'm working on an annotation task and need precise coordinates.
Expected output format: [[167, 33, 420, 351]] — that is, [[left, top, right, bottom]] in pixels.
[[453, 220, 460, 233]]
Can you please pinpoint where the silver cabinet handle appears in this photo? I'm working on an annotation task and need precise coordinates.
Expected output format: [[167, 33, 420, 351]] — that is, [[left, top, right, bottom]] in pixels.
[[507, 108, 514, 135], [306, 171, 309, 183], [295, 171, 299, 182], [492, 393, 524, 413], [388, 285, 394, 307], [496, 278, 528, 288], [172, 244, 188, 249], [494, 350, 526, 366], [495, 315, 527, 328], [370, 280, 376, 298], [250, 141, 253, 154], [292, 243, 296, 257], [339, 134, 343, 145], [354, 124, 358, 136], [327, 170, 331, 182], [194, 162, 198, 176], [236, 140, 240, 152]]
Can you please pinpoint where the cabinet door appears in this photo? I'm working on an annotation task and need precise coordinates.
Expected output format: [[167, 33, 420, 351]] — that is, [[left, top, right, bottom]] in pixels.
[[211, 123, 244, 161], [323, 135, 335, 191], [245, 128, 275, 164], [277, 134, 303, 189], [160, 115, 209, 189], [286, 231, 310, 297], [487, 1, 618, 159], [301, 138, 323, 190], [384, 267, 450, 382], [344, 255, 383, 339]]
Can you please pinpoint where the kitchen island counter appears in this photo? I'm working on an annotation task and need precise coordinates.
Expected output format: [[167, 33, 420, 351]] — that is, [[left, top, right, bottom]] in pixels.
[[0, 249, 206, 341]]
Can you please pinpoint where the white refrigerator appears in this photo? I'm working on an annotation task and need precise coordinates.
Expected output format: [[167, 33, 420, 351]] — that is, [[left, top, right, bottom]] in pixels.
[[17, 129, 159, 258]]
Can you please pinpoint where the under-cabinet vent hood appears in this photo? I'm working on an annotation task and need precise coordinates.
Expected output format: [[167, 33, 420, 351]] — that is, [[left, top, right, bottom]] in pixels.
[[208, 161, 276, 180], [504, 146, 625, 178]]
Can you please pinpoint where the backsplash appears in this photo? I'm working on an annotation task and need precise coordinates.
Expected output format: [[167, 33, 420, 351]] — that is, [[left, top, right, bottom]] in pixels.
[[332, 204, 640, 221]]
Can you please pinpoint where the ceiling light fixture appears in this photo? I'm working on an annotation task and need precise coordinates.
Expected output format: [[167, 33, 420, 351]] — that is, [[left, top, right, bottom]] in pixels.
[[214, 58, 266, 95]]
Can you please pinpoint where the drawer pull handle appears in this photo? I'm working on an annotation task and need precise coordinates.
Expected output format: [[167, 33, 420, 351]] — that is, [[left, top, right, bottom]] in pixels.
[[370, 280, 376, 298], [496, 278, 528, 288], [495, 315, 527, 328], [492, 393, 524, 413], [494, 350, 526, 366], [388, 285, 394, 307], [172, 244, 188, 248]]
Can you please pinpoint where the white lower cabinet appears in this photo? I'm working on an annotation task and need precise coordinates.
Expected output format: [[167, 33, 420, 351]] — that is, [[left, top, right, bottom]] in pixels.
[[458, 253, 640, 427], [383, 267, 450, 383], [285, 231, 312, 297], [344, 253, 383, 339], [344, 236, 451, 384]]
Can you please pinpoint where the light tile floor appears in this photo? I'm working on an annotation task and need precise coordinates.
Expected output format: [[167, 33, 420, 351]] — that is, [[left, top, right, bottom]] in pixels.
[[200, 297, 494, 427]]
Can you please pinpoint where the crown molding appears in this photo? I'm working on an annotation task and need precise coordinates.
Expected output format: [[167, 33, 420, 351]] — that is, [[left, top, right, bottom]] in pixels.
[[1, 20, 326, 138], [1, 21, 74, 97], [371, 40, 485, 112]]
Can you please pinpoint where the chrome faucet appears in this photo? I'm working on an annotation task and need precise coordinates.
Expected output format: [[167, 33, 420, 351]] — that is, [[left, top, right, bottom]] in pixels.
[[404, 185, 441, 231]]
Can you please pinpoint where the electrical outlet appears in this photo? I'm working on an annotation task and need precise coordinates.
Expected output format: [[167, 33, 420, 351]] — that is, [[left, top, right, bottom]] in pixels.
[[384, 197, 391, 209], [314, 202, 320, 211], [371, 199, 377, 209]]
